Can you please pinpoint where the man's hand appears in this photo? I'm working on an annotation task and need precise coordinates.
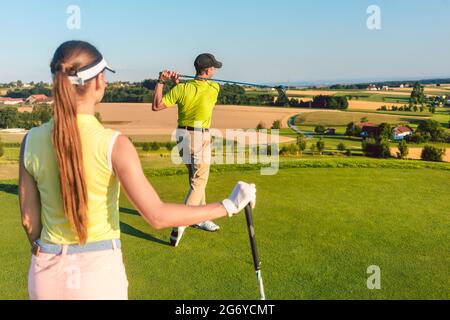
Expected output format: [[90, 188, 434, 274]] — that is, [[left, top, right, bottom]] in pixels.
[[159, 70, 180, 85]]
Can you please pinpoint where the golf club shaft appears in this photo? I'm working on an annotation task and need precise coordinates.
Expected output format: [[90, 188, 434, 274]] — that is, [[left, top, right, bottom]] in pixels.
[[244, 204, 266, 300], [179, 75, 274, 89]]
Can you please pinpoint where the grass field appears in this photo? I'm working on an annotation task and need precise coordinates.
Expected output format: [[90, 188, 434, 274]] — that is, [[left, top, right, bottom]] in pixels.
[[1, 160, 449, 300]]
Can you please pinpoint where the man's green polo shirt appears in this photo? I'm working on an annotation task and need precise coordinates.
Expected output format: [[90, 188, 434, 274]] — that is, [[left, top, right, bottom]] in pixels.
[[162, 79, 220, 129]]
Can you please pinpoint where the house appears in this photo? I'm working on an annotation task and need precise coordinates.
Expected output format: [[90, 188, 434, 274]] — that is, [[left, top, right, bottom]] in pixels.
[[26, 94, 49, 104], [367, 85, 379, 91], [26, 94, 53, 105], [325, 128, 336, 135], [359, 123, 379, 138], [392, 126, 413, 141], [0, 97, 25, 105], [382, 86, 389, 91]]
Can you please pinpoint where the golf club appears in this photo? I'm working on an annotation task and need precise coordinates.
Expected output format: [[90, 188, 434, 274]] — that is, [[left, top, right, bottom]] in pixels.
[[244, 204, 266, 300], [179, 74, 286, 90]]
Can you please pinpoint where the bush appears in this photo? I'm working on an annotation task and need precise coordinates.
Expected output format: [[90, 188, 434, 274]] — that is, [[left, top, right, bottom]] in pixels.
[[142, 143, 150, 152], [337, 143, 346, 151], [314, 125, 326, 135], [272, 120, 281, 130], [346, 122, 362, 137], [362, 139, 391, 158], [150, 142, 160, 151], [310, 144, 316, 155], [256, 122, 266, 130], [316, 139, 325, 155], [296, 135, 307, 154], [397, 140, 409, 159], [406, 133, 431, 144], [279, 144, 299, 156], [345, 149, 352, 157], [165, 142, 176, 151], [421, 145, 445, 162]]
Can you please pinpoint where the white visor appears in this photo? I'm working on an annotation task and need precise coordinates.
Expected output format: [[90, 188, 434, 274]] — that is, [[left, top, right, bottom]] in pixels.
[[68, 58, 115, 85]]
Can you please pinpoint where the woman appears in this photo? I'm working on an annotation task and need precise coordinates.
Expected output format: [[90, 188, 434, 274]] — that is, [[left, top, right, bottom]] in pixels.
[[18, 40, 256, 300]]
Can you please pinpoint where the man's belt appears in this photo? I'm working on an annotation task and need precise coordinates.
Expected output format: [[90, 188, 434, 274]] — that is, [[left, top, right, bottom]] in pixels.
[[178, 126, 209, 132]]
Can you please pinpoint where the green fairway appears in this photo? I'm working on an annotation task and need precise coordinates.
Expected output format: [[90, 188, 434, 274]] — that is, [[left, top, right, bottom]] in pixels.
[[1, 162, 449, 300]]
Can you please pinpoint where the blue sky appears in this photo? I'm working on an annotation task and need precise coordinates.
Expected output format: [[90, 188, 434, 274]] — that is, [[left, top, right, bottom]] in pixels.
[[1, 0, 450, 84]]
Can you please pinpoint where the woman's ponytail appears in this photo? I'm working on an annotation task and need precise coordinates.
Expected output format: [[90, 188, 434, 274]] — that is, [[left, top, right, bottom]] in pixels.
[[52, 63, 89, 244]]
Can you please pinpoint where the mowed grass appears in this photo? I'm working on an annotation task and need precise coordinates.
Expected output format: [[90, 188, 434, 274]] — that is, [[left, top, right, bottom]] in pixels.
[[1, 165, 449, 300]]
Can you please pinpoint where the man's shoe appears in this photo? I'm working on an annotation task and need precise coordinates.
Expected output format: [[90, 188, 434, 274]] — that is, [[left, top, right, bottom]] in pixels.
[[193, 221, 220, 232], [170, 226, 186, 247]]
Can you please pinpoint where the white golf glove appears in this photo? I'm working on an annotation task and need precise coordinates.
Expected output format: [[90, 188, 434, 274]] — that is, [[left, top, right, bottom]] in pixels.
[[222, 181, 257, 217]]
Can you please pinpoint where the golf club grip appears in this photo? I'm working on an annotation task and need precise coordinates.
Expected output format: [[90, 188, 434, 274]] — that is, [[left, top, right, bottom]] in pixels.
[[244, 204, 261, 271]]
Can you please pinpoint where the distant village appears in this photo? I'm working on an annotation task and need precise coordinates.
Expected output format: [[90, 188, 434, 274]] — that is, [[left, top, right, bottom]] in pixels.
[[0, 94, 53, 106]]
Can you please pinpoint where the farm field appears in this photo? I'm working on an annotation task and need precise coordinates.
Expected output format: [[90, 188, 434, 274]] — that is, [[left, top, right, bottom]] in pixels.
[[1, 163, 449, 299], [295, 111, 427, 127]]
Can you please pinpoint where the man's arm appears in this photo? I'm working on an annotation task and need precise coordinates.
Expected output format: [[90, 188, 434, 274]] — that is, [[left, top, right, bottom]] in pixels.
[[152, 70, 179, 112]]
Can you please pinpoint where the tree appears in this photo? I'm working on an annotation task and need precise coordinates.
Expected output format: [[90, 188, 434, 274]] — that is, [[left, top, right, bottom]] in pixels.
[[256, 122, 266, 130], [314, 125, 326, 135], [346, 122, 362, 137], [410, 82, 425, 105], [416, 120, 444, 142], [345, 149, 352, 157], [377, 123, 392, 142], [421, 145, 445, 162], [272, 120, 281, 130], [397, 140, 409, 159], [150, 142, 160, 151], [316, 139, 325, 155], [0, 107, 20, 128], [142, 143, 150, 152], [310, 144, 316, 155], [362, 138, 391, 158], [337, 142, 346, 151], [296, 135, 307, 155]]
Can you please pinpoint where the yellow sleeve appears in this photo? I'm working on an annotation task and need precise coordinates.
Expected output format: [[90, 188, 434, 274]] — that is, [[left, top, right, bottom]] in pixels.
[[162, 84, 183, 107]]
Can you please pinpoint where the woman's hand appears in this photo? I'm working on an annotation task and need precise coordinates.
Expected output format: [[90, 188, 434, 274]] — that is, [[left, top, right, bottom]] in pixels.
[[222, 182, 257, 217]]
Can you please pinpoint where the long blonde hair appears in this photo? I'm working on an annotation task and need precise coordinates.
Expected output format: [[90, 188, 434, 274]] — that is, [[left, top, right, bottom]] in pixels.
[[50, 41, 103, 244]]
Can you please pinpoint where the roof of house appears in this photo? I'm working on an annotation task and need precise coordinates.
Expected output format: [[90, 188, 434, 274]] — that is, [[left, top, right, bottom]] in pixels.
[[0, 97, 24, 101], [28, 94, 48, 100], [359, 123, 378, 128], [394, 126, 413, 134]]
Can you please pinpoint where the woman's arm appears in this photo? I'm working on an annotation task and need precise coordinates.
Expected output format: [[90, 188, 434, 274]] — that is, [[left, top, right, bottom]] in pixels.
[[112, 135, 228, 230], [18, 135, 42, 245]]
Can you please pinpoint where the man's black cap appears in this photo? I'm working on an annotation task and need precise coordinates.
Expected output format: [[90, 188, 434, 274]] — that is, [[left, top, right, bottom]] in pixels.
[[194, 53, 223, 72]]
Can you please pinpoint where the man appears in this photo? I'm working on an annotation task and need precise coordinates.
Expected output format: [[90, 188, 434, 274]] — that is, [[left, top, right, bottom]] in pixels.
[[152, 53, 223, 247]]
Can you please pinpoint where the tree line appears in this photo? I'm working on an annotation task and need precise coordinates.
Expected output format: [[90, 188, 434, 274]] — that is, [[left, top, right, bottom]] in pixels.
[[0, 105, 52, 129]]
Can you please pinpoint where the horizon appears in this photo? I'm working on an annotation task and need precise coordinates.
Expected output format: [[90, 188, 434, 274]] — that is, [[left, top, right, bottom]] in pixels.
[[1, 0, 450, 84]]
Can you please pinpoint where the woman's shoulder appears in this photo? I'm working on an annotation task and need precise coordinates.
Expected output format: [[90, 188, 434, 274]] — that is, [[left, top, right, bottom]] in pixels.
[[27, 119, 54, 138]]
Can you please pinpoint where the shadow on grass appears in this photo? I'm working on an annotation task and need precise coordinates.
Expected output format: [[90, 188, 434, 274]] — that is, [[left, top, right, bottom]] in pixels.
[[120, 207, 140, 216], [0, 184, 18, 195], [120, 221, 170, 247]]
